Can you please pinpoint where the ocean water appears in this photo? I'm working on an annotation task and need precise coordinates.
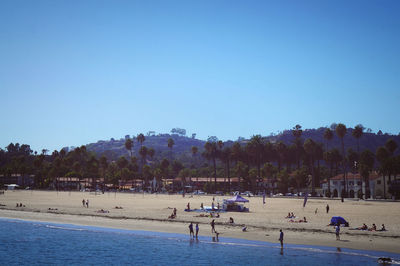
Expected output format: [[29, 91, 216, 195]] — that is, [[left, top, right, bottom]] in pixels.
[[0, 218, 399, 265]]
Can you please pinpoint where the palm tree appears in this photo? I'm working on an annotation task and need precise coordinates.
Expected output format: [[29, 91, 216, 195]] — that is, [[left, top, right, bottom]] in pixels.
[[167, 138, 175, 160], [137, 133, 145, 147], [203, 141, 221, 191], [147, 148, 155, 161], [292, 124, 303, 169], [248, 135, 265, 178], [324, 150, 333, 197], [275, 142, 287, 172], [335, 123, 347, 198], [352, 124, 364, 154], [303, 138, 316, 195], [385, 139, 398, 156], [384, 138, 398, 186], [99, 155, 108, 192], [220, 147, 232, 192], [359, 149, 375, 199], [323, 128, 333, 151], [376, 146, 389, 199], [139, 146, 148, 167], [191, 146, 199, 186], [125, 138, 133, 157]]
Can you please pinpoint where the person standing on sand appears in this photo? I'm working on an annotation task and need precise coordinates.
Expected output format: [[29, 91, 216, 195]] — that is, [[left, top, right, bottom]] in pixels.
[[195, 223, 199, 239], [189, 222, 194, 238], [86, 199, 89, 208], [82, 199, 85, 207], [279, 229, 284, 247], [335, 223, 340, 240], [326, 204, 330, 213]]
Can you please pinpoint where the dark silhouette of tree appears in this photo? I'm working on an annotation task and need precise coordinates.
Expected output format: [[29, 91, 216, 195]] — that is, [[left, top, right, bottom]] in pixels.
[[99, 155, 108, 192], [323, 128, 333, 151], [203, 140, 222, 191], [385, 139, 398, 156], [376, 145, 392, 199], [292, 124, 303, 169], [336, 123, 347, 197], [352, 124, 364, 153], [247, 135, 265, 178], [303, 138, 316, 195], [167, 138, 174, 160], [220, 146, 232, 192], [275, 141, 287, 172], [359, 150, 374, 199], [191, 146, 198, 167], [139, 146, 148, 168], [147, 148, 155, 161], [125, 138, 133, 157], [137, 133, 145, 147]]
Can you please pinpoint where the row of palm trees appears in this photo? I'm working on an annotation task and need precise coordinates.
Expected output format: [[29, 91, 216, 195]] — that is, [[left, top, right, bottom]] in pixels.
[[1, 125, 399, 197]]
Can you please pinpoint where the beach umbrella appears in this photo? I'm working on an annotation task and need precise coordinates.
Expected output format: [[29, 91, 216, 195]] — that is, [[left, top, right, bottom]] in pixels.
[[226, 195, 249, 203], [330, 216, 348, 226]]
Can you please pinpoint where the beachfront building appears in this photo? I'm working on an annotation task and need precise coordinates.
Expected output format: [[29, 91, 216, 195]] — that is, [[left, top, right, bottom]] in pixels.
[[172, 177, 240, 192], [53, 177, 110, 191], [0, 174, 35, 188], [322, 172, 398, 199], [257, 178, 278, 194]]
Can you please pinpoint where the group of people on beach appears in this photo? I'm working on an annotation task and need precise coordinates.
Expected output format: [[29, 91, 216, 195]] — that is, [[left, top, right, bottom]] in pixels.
[[353, 223, 386, 231], [15, 203, 25, 207], [82, 199, 89, 208], [188, 222, 200, 239], [285, 212, 296, 218]]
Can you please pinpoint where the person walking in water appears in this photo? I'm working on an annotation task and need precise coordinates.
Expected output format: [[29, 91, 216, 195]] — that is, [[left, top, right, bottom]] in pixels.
[[279, 229, 284, 247], [211, 219, 216, 233], [195, 223, 199, 239], [188, 222, 194, 238], [335, 223, 340, 240]]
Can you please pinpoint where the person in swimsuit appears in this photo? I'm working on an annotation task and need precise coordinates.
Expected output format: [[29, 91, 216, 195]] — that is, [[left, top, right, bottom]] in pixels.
[[189, 222, 194, 238]]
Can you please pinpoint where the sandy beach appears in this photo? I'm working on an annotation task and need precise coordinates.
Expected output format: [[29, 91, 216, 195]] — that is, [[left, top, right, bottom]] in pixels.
[[0, 190, 399, 254]]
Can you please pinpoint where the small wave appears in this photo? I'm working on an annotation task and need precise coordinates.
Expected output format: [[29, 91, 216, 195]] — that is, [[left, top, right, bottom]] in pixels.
[[45, 225, 86, 231], [289, 246, 400, 262]]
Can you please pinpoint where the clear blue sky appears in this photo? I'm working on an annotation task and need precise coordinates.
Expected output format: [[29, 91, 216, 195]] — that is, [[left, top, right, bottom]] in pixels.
[[1, 0, 400, 153]]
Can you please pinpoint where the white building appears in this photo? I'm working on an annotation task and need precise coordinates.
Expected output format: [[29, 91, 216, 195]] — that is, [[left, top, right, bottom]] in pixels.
[[321, 172, 380, 199]]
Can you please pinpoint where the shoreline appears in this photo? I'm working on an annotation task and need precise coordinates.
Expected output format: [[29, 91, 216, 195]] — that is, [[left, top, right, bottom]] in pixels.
[[1, 208, 399, 254], [2, 214, 400, 260], [1, 190, 399, 254]]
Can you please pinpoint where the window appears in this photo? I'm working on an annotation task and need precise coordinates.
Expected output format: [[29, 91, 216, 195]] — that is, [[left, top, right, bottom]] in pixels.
[[377, 180, 381, 185], [341, 181, 345, 185], [357, 181, 361, 186], [349, 181, 354, 186], [333, 181, 337, 185]]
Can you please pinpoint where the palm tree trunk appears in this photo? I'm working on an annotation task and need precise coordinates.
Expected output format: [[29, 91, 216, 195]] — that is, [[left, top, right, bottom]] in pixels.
[[213, 157, 217, 191], [227, 159, 231, 192], [310, 157, 315, 195], [328, 162, 332, 197], [341, 139, 346, 197], [383, 175, 386, 199]]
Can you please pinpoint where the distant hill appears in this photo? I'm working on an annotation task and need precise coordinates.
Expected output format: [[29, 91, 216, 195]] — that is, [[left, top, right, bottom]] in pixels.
[[83, 127, 400, 166], [85, 134, 206, 165], [269, 127, 400, 155]]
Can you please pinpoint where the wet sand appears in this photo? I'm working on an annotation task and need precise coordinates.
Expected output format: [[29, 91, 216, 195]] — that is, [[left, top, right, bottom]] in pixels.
[[1, 190, 399, 254]]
